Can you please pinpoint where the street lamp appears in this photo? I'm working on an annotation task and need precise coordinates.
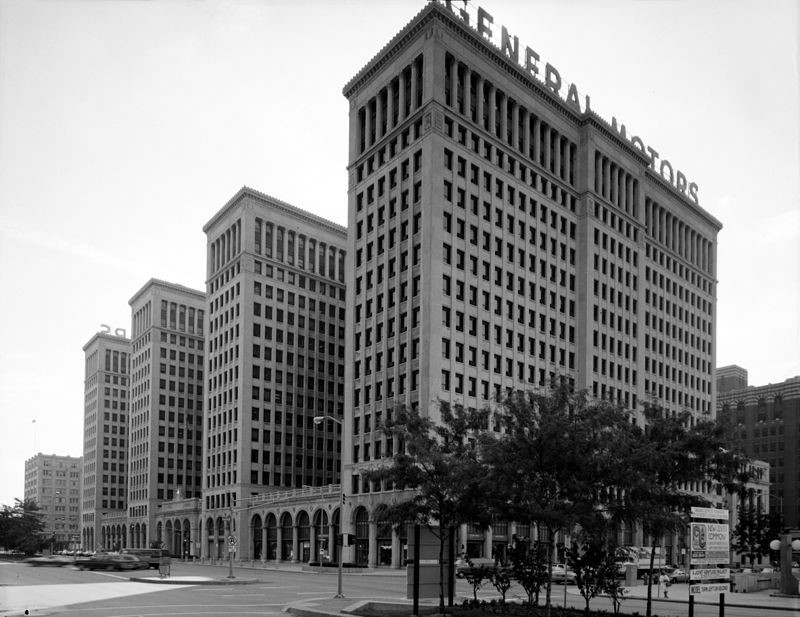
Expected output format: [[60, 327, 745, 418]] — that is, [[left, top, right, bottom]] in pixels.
[[314, 414, 345, 599], [768, 535, 800, 595]]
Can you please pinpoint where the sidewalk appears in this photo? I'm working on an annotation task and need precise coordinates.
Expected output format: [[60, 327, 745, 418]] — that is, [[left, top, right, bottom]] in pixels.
[[623, 581, 800, 611], [285, 581, 800, 617]]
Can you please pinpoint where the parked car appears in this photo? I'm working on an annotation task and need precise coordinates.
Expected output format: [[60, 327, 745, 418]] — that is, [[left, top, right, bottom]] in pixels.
[[550, 564, 577, 584], [78, 553, 148, 571], [24, 555, 75, 567]]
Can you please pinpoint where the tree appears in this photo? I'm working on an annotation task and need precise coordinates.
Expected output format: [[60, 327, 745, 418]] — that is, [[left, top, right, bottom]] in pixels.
[[365, 402, 491, 615], [507, 541, 548, 606], [0, 499, 45, 555], [568, 535, 622, 616], [731, 499, 784, 566], [625, 404, 751, 617], [480, 384, 639, 616]]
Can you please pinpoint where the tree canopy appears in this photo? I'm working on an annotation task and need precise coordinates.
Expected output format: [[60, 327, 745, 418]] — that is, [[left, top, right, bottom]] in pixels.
[[0, 498, 46, 555]]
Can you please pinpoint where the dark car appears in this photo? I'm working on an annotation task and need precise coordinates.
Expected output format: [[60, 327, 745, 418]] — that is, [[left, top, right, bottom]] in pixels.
[[78, 553, 148, 571], [24, 555, 75, 567]]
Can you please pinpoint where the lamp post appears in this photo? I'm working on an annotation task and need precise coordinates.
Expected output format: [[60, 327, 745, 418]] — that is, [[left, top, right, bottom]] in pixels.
[[314, 414, 345, 599], [768, 534, 800, 595]]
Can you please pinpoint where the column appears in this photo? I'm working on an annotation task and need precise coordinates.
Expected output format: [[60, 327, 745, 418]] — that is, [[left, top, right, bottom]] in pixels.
[[476, 75, 484, 130], [391, 527, 402, 569], [611, 165, 618, 205], [522, 109, 530, 159], [399, 69, 407, 121], [594, 152, 602, 194], [387, 79, 395, 131], [375, 91, 383, 142], [449, 57, 458, 108], [543, 125, 551, 172], [328, 523, 337, 563], [488, 84, 496, 137], [368, 520, 378, 567], [499, 93, 508, 143], [511, 101, 519, 151], [190, 522, 198, 558], [626, 176, 634, 215], [554, 134, 562, 179], [463, 66, 471, 120], [364, 100, 372, 149], [410, 59, 419, 113]]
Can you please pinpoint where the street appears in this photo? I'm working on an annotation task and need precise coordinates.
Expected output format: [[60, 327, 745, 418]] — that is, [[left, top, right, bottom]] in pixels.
[[1, 560, 798, 617]]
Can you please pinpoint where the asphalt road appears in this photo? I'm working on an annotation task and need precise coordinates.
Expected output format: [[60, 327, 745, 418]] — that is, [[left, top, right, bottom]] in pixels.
[[1, 560, 798, 617]]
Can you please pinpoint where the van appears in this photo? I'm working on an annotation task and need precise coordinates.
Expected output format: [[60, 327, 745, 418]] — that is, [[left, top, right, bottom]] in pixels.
[[120, 548, 168, 569]]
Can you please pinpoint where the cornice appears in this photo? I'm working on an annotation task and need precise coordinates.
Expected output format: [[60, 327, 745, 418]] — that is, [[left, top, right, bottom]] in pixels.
[[128, 278, 206, 307], [203, 186, 346, 240]]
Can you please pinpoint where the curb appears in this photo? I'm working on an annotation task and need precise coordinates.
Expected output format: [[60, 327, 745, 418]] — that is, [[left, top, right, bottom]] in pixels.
[[130, 576, 262, 585]]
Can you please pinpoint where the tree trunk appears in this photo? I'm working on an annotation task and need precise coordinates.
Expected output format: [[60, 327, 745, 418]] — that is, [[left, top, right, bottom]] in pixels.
[[438, 531, 446, 615], [645, 538, 657, 617], [544, 527, 554, 617]]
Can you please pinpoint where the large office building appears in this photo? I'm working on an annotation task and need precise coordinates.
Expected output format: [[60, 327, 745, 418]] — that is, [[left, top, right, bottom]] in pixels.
[[126, 279, 206, 551], [81, 332, 130, 551], [718, 370, 800, 528], [341, 0, 719, 564], [24, 453, 82, 551], [223, 0, 722, 569], [200, 187, 347, 560]]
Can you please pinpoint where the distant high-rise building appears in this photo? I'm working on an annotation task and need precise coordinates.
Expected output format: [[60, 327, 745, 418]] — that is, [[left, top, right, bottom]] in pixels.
[[718, 372, 800, 527], [717, 365, 749, 394], [24, 453, 82, 551], [126, 279, 206, 549], [81, 330, 130, 551], [200, 187, 347, 560]]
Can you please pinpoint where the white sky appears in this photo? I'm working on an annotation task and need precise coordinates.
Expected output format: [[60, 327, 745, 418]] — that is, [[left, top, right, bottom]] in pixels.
[[0, 0, 797, 508]]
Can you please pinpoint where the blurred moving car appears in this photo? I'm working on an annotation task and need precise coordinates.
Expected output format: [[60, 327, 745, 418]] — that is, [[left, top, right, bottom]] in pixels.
[[550, 564, 577, 584], [642, 567, 689, 584], [78, 553, 148, 571], [24, 555, 75, 567], [455, 557, 497, 578], [120, 548, 169, 569]]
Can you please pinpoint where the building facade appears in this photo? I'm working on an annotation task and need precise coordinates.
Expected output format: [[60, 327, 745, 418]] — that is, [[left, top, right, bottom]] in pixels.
[[126, 279, 206, 552], [200, 187, 347, 561], [221, 1, 722, 569], [338, 0, 720, 565], [23, 453, 82, 552], [718, 372, 800, 528], [81, 332, 130, 551]]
